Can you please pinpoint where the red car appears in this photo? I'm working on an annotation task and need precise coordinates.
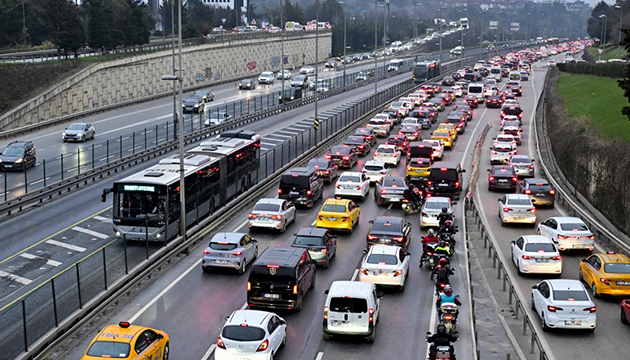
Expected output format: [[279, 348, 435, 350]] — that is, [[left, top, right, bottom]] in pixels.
[[622, 299, 630, 324]]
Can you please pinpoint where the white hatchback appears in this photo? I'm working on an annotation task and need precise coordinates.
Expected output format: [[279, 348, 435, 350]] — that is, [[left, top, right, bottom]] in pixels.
[[498, 194, 536, 226], [358, 245, 410, 291], [424, 139, 444, 160], [531, 279, 596, 332], [373, 145, 401, 166], [537, 217, 595, 251], [215, 310, 287, 360], [334, 172, 370, 201], [421, 197, 454, 228], [510, 235, 562, 275], [361, 161, 391, 183]]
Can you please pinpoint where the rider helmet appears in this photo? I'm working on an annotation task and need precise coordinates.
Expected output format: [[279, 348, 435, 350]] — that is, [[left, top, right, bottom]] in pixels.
[[439, 257, 448, 264], [436, 324, 447, 334], [428, 229, 435, 236], [444, 285, 453, 295], [441, 207, 448, 213]]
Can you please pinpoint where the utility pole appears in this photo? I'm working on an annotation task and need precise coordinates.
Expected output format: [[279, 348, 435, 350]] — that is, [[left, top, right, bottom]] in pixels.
[[314, 0, 319, 144], [281, 0, 285, 98], [177, 0, 186, 239], [340, 2, 347, 87], [171, 0, 177, 137]]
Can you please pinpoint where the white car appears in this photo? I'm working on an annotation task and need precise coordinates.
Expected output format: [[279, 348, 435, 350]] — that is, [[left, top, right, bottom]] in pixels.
[[258, 71, 275, 84], [300, 65, 315, 74], [483, 87, 497, 98], [361, 161, 391, 183], [277, 70, 292, 80], [215, 310, 287, 360], [501, 115, 520, 127], [424, 139, 444, 160], [498, 194, 536, 226], [493, 134, 517, 149], [531, 279, 596, 332], [367, 119, 391, 137], [248, 198, 297, 232], [400, 98, 416, 111], [408, 93, 425, 105], [537, 216, 595, 252], [358, 245, 410, 291], [334, 172, 370, 201], [401, 117, 421, 127], [421, 196, 454, 228], [510, 235, 562, 275], [490, 143, 516, 165], [451, 86, 463, 97], [373, 145, 401, 167]]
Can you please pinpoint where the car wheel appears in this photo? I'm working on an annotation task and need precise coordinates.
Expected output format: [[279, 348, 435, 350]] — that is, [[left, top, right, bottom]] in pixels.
[[323, 332, 331, 340], [280, 221, 286, 233], [398, 282, 405, 292], [92, 132, 96, 140], [365, 328, 375, 343], [591, 283, 600, 298], [531, 296, 536, 311], [310, 272, 316, 289], [280, 332, 287, 348], [163, 343, 169, 360], [622, 308, 630, 325], [323, 256, 330, 269], [202, 266, 211, 273], [237, 261, 246, 275], [517, 261, 523, 276]]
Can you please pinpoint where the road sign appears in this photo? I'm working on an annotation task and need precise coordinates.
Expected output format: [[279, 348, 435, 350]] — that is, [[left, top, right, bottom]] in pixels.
[[313, 119, 319, 130], [489, 21, 498, 30], [510, 22, 520, 31], [598, 48, 604, 55], [251, 19, 257, 25], [222, 18, 227, 24]]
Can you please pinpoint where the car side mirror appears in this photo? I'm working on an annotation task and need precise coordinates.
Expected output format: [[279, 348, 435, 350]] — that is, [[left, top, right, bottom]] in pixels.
[[368, 220, 374, 225], [362, 249, 368, 254], [497, 198, 502, 202], [531, 284, 538, 290], [225, 316, 230, 320], [487, 169, 491, 172], [452, 202, 457, 205], [377, 292, 384, 298], [406, 252, 411, 256], [531, 159, 535, 162], [252, 239, 258, 243], [324, 290, 329, 295], [65, 128, 67, 130], [581, 258, 587, 262], [157, 333, 164, 339]]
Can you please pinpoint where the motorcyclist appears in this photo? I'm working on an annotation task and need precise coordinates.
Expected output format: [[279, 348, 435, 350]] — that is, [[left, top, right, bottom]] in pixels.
[[437, 207, 454, 227], [431, 257, 454, 279], [434, 240, 452, 258], [427, 324, 458, 360], [438, 219, 457, 237], [436, 285, 462, 322], [420, 229, 440, 267], [403, 184, 422, 207]]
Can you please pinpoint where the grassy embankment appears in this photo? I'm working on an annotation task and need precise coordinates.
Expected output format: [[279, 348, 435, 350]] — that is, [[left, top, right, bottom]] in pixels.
[[585, 45, 628, 61]]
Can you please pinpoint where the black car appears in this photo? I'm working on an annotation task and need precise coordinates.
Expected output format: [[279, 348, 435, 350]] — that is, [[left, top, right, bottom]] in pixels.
[[0, 140, 36, 171], [462, 95, 478, 108], [247, 247, 316, 311], [516, 178, 555, 207], [279, 87, 303, 104], [182, 96, 205, 113], [291, 227, 337, 268], [446, 112, 466, 124], [239, 78, 256, 90], [501, 105, 523, 120], [487, 165, 518, 191], [307, 158, 339, 184], [441, 76, 455, 86], [486, 95, 503, 108], [343, 136, 371, 156], [455, 107, 472, 121], [427, 161, 465, 199], [511, 85, 523, 96], [325, 145, 358, 168], [451, 72, 461, 81], [366, 216, 412, 251], [194, 89, 215, 102], [278, 167, 324, 207], [354, 127, 377, 146]]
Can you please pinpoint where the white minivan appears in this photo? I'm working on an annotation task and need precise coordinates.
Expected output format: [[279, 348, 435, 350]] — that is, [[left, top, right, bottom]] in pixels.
[[323, 281, 383, 342], [490, 66, 502, 82]]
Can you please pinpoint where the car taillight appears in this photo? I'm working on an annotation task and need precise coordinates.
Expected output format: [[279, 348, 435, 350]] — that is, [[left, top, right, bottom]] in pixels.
[[293, 284, 298, 294], [398, 131, 404, 135], [547, 305, 563, 312], [343, 156, 349, 160], [256, 339, 269, 352], [585, 306, 597, 313], [550, 256, 561, 260], [375, 152, 380, 156], [393, 270, 403, 277], [318, 215, 323, 220], [503, 207, 513, 212], [381, 170, 388, 174], [455, 181, 460, 188], [248, 213, 257, 219], [600, 278, 609, 285], [341, 217, 349, 222], [392, 153, 397, 157], [407, 166, 412, 171], [368, 308, 374, 322], [217, 337, 226, 349], [489, 176, 495, 181], [324, 306, 329, 320], [549, 190, 555, 195], [492, 151, 497, 155], [557, 234, 569, 240], [277, 189, 282, 194], [367, 234, 378, 241], [393, 236, 404, 243], [528, 208, 536, 213], [325, 155, 331, 159], [358, 145, 364, 149], [522, 255, 535, 259], [272, 215, 283, 220], [306, 190, 312, 196], [357, 185, 364, 190], [336, 185, 341, 189], [380, 189, 386, 193], [587, 235, 595, 240], [321, 248, 328, 254], [247, 281, 251, 291], [360, 268, 369, 275], [512, 177, 518, 182], [525, 190, 531, 194], [232, 251, 242, 256], [203, 249, 212, 255], [427, 181, 432, 186]]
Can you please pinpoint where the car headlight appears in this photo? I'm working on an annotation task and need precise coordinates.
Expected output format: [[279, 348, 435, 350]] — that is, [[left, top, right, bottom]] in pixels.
[[15, 158, 23, 163], [290, 96, 294, 100], [279, 96, 282, 100], [202, 96, 206, 100], [204, 120, 210, 125], [77, 133, 83, 137], [194, 104, 199, 107], [62, 132, 66, 137]]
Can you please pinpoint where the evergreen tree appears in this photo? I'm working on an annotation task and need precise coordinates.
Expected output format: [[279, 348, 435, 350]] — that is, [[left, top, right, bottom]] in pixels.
[[618, 29, 630, 121]]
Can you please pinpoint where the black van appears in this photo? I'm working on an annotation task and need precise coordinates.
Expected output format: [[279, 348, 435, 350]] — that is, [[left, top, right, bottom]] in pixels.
[[278, 167, 324, 207], [247, 247, 317, 311], [427, 161, 466, 199], [407, 141, 434, 162]]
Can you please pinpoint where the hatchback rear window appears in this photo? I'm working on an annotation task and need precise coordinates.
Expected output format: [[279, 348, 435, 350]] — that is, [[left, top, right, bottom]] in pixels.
[[364, 165, 384, 171], [506, 198, 531, 206], [322, 204, 347, 213], [339, 175, 361, 183], [280, 174, 309, 188], [86, 342, 131, 358], [293, 236, 324, 246], [308, 159, 329, 168], [494, 147, 512, 153], [222, 325, 266, 341], [382, 178, 404, 186], [253, 203, 281, 212], [372, 220, 401, 232], [604, 263, 630, 274], [329, 297, 368, 313], [524, 243, 555, 252], [210, 242, 238, 250], [553, 290, 589, 301], [378, 147, 394, 154], [559, 223, 589, 231], [366, 254, 398, 265], [425, 200, 449, 209], [429, 169, 458, 181], [529, 185, 550, 191]]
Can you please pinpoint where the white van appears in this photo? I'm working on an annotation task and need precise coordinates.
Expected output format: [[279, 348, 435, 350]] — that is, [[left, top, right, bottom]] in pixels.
[[490, 66, 502, 82], [467, 82, 485, 103], [323, 281, 382, 343], [508, 70, 521, 82]]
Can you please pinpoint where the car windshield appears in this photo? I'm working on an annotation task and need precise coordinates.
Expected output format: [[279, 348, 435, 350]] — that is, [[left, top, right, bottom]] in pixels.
[[372, 220, 401, 232], [559, 223, 589, 231], [222, 325, 266, 341], [604, 263, 630, 274], [507, 198, 531, 206], [2, 145, 24, 157], [68, 124, 85, 130], [242, 79, 253, 84], [339, 175, 361, 183], [280, 175, 309, 188], [529, 184, 550, 191], [86, 342, 131, 358], [369, 120, 385, 125], [364, 165, 384, 171], [329, 297, 368, 313], [553, 290, 589, 301], [322, 204, 347, 213], [345, 137, 363, 144], [293, 236, 323, 246], [524, 243, 556, 252], [209, 242, 238, 250], [253, 203, 281, 212], [402, 126, 417, 132], [210, 113, 228, 120], [366, 254, 398, 265], [426, 201, 449, 210], [195, 90, 209, 96], [294, 76, 305, 81]]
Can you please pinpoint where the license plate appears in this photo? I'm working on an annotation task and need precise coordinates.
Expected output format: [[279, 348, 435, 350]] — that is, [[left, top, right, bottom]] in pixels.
[[263, 293, 280, 299], [536, 193, 544, 196], [326, 217, 338, 221], [390, 198, 400, 202], [564, 320, 581, 325], [344, 185, 354, 189], [515, 217, 525, 220], [438, 183, 448, 187], [213, 260, 228, 265], [535, 259, 549, 263], [373, 270, 385, 276], [4, 165, 11, 168], [257, 217, 270, 221], [332, 321, 348, 327], [499, 179, 508, 182], [572, 244, 584, 249], [290, 191, 299, 196], [616, 282, 630, 286]]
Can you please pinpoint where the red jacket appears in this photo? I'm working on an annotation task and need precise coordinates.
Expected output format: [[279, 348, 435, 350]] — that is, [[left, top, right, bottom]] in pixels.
[[422, 235, 439, 244]]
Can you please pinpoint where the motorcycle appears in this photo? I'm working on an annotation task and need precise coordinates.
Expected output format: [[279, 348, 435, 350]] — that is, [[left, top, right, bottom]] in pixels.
[[402, 199, 422, 215], [421, 243, 438, 269], [426, 331, 458, 360], [438, 232, 457, 253], [439, 303, 459, 334]]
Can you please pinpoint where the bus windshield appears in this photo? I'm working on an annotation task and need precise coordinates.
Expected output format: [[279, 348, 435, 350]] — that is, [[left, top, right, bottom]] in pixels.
[[114, 186, 166, 225]]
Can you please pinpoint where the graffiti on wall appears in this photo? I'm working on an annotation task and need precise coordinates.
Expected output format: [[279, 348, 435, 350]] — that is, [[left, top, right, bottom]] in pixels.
[[247, 61, 257, 71], [270, 56, 280, 67]]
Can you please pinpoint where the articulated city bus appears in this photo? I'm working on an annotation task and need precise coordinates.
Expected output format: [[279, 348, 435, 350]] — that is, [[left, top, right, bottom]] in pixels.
[[412, 61, 440, 83], [102, 130, 261, 241]]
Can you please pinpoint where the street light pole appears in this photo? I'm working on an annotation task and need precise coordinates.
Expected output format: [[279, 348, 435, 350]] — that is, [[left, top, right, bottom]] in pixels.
[[21, 0, 26, 45], [177, 0, 186, 239], [439, 8, 443, 62], [374, 0, 379, 97], [340, 2, 347, 87], [413, 4, 422, 42], [315, 0, 319, 144], [281, 0, 285, 98], [382, 5, 386, 78], [616, 4, 623, 59], [171, 0, 177, 136]]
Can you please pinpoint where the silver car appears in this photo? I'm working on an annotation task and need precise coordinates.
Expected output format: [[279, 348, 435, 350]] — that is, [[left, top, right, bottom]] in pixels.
[[421, 196, 454, 228], [300, 65, 315, 75], [202, 232, 258, 274], [248, 198, 296, 232], [509, 154, 535, 178], [498, 194, 536, 226], [258, 71, 275, 84], [62, 123, 96, 142], [490, 143, 515, 165], [277, 70, 292, 80]]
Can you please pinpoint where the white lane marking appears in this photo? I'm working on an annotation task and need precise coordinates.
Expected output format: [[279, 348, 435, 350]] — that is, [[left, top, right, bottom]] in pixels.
[[350, 269, 359, 281], [316, 352, 325, 360], [93, 215, 110, 222], [311, 220, 317, 227], [20, 253, 62, 267], [233, 219, 249, 233], [0, 270, 32, 285], [200, 344, 216, 360], [425, 291, 439, 359], [291, 123, 313, 129], [45, 239, 86, 252], [271, 134, 293, 139], [72, 226, 109, 239], [29, 177, 50, 185]]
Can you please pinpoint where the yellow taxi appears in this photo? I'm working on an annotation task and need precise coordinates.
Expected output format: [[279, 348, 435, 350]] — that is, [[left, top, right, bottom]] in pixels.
[[431, 130, 454, 149], [406, 157, 432, 181], [315, 198, 360, 233], [579, 252, 630, 297], [81, 322, 169, 360], [437, 123, 458, 141]]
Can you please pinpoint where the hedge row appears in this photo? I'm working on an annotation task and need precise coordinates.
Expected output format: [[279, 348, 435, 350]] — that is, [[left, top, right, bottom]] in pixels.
[[556, 61, 627, 78]]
